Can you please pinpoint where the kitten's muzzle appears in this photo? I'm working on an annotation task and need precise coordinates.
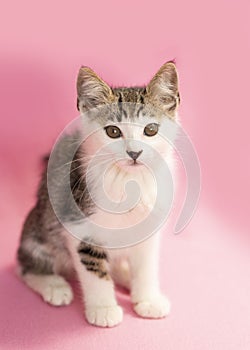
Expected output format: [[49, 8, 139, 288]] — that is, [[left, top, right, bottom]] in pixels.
[[126, 150, 143, 161]]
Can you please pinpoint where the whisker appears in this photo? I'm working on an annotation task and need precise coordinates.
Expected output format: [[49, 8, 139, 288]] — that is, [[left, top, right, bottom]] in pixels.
[[75, 158, 114, 205], [53, 152, 112, 172], [63, 154, 113, 179], [71, 173, 85, 193]]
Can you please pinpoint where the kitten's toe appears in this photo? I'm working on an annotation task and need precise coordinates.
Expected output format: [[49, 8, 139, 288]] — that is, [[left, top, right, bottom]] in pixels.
[[134, 295, 170, 319], [20, 273, 74, 306], [42, 276, 73, 306], [85, 305, 123, 327]]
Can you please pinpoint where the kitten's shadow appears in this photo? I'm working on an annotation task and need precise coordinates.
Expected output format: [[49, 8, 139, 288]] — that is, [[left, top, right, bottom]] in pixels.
[[0, 266, 135, 349]]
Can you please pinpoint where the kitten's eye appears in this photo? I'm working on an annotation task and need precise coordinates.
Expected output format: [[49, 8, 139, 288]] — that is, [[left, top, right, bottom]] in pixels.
[[104, 125, 122, 138], [144, 123, 159, 137]]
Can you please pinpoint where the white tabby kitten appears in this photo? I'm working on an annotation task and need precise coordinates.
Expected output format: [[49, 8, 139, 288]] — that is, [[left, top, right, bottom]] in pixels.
[[17, 61, 180, 327]]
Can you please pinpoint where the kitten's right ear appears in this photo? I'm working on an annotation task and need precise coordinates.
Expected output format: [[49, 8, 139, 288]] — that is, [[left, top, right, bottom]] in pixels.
[[146, 61, 180, 117], [77, 67, 114, 112]]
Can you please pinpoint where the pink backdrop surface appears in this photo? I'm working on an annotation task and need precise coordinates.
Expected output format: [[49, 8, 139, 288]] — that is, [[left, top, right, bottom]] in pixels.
[[1, 1, 250, 349]]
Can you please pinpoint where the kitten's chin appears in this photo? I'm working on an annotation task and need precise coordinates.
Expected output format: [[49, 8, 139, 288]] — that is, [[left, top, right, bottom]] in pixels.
[[115, 159, 145, 173]]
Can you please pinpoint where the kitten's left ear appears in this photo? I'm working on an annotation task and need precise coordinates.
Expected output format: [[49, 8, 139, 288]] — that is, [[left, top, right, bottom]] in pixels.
[[146, 61, 180, 116], [77, 66, 115, 112]]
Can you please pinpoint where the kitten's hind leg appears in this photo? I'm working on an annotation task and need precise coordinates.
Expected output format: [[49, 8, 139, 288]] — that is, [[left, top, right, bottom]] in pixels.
[[110, 259, 131, 291], [17, 234, 73, 306], [17, 270, 73, 306]]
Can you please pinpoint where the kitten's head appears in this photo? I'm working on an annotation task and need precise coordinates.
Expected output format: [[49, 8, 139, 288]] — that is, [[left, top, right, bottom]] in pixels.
[[76, 62, 180, 173]]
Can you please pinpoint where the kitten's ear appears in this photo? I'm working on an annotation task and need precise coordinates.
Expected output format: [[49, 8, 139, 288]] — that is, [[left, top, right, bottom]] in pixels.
[[77, 67, 115, 111], [146, 61, 180, 116]]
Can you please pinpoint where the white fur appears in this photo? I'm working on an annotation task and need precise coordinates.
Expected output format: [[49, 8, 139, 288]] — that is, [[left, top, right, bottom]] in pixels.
[[65, 235, 123, 327], [20, 273, 73, 306], [109, 232, 170, 319], [80, 113, 176, 232], [64, 231, 170, 326], [63, 112, 175, 326]]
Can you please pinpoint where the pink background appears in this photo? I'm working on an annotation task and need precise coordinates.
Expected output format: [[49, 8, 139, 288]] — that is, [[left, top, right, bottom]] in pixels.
[[1, 1, 250, 349]]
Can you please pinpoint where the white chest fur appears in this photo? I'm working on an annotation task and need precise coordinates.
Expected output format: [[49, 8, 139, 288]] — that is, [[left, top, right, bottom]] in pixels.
[[90, 162, 157, 229]]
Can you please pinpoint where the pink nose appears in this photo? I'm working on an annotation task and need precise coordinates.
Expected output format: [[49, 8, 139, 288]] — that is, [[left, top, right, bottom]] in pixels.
[[126, 150, 143, 160]]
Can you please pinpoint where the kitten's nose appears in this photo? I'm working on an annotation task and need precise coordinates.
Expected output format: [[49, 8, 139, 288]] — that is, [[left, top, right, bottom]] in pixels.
[[126, 150, 143, 161]]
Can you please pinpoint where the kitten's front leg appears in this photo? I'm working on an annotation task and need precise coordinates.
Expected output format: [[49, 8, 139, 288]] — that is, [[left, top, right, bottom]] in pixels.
[[67, 237, 123, 327], [129, 232, 170, 318]]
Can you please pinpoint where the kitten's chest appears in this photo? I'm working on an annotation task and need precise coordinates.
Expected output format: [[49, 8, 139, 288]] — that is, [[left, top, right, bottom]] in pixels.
[[104, 166, 156, 206], [90, 168, 157, 229], [92, 194, 155, 230]]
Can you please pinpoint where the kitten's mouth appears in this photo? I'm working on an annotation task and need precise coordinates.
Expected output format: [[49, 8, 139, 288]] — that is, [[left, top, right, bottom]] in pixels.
[[131, 160, 142, 166], [115, 159, 144, 171]]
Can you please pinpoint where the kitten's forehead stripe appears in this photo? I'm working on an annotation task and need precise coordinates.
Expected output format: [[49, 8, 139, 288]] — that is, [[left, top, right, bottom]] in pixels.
[[139, 92, 145, 104], [82, 84, 176, 125], [116, 103, 128, 122], [113, 87, 146, 104], [116, 91, 124, 103], [136, 105, 144, 119], [112, 87, 161, 122]]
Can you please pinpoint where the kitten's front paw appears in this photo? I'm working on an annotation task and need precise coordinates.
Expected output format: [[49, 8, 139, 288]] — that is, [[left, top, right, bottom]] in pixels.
[[42, 277, 73, 306], [134, 295, 170, 319], [85, 305, 123, 327]]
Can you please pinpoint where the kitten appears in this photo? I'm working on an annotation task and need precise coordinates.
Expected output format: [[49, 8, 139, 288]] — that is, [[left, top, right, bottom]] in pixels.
[[17, 61, 180, 327]]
